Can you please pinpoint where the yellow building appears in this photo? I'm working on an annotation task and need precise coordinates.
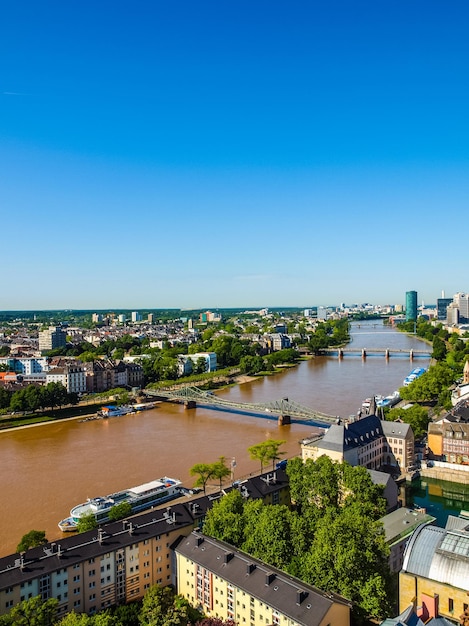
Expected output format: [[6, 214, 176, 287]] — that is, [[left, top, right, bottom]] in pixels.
[[399, 515, 469, 622], [175, 531, 351, 626]]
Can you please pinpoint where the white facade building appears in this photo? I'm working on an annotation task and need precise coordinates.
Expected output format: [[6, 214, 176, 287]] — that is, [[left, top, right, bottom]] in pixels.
[[46, 365, 86, 394], [0, 357, 49, 375]]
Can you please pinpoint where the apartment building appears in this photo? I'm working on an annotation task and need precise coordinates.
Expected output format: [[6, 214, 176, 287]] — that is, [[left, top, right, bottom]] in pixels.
[[0, 469, 291, 619], [300, 414, 414, 471], [83, 359, 144, 393], [0, 357, 49, 375], [38, 327, 67, 353], [0, 503, 201, 619], [46, 365, 86, 394], [175, 531, 351, 626]]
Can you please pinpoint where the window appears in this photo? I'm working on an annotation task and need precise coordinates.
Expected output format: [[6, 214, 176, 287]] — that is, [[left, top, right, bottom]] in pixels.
[[5, 601, 13, 609], [449, 598, 454, 612]]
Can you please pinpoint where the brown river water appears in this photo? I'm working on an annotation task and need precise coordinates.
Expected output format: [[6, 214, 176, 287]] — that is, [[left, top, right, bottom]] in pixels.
[[0, 321, 430, 556]]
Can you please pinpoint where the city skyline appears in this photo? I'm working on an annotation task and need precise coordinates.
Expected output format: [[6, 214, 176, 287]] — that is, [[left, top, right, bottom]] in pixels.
[[1, 1, 468, 309]]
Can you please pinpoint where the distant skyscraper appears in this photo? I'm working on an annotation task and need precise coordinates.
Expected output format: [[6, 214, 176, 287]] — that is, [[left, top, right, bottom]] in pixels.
[[405, 291, 418, 322], [453, 293, 469, 323], [437, 298, 452, 321]]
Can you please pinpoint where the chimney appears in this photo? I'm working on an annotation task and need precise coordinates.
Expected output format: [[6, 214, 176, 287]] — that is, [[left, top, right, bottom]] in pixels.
[[98, 528, 104, 544], [196, 536, 204, 547], [246, 563, 256, 575], [296, 590, 308, 605], [223, 552, 234, 563], [265, 572, 276, 586]]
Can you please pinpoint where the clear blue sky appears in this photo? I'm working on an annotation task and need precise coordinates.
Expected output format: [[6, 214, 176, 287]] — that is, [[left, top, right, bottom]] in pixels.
[[1, 1, 468, 310]]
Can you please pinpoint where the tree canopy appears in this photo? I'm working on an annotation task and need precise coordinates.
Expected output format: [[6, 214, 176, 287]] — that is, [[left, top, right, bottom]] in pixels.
[[247, 439, 286, 472], [16, 529, 47, 553]]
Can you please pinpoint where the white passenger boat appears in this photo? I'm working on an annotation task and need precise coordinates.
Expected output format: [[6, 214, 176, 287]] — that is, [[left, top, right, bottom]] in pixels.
[[58, 476, 181, 532], [97, 405, 135, 418]]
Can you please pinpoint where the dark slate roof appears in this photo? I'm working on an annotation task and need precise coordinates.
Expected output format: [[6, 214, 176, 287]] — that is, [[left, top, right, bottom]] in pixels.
[[0, 468, 288, 591], [317, 414, 384, 453], [229, 468, 289, 500], [176, 531, 351, 626], [381, 421, 412, 439], [0, 500, 203, 589]]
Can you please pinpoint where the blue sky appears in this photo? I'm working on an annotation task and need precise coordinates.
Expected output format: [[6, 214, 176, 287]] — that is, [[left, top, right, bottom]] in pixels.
[[1, 1, 468, 310]]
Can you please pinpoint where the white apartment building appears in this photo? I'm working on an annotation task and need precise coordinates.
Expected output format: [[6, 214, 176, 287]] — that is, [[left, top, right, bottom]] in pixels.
[[188, 352, 217, 372], [46, 365, 86, 394], [0, 357, 49, 375]]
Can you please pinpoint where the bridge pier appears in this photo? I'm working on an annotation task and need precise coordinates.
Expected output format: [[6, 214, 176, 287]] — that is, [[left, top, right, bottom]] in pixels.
[[278, 414, 291, 426], [184, 400, 196, 409], [338, 348, 343, 359], [385, 349, 390, 359], [362, 348, 366, 359], [410, 349, 414, 360]]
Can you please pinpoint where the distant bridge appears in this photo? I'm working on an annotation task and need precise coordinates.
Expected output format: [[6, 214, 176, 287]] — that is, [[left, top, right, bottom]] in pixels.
[[144, 386, 337, 427], [322, 348, 431, 359]]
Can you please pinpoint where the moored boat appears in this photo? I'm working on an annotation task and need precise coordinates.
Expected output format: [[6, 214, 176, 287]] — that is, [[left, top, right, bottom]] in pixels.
[[403, 367, 426, 386], [58, 476, 182, 532], [97, 405, 135, 418]]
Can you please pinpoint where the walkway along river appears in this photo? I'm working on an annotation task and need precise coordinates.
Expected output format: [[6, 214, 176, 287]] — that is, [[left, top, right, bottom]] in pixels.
[[0, 320, 430, 556]]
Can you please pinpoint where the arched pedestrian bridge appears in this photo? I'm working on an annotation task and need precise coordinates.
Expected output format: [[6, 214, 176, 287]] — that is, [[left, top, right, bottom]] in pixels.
[[144, 386, 337, 427]]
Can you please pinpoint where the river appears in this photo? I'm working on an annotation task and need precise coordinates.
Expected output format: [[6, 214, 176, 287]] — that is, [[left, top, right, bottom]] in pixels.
[[0, 320, 430, 556]]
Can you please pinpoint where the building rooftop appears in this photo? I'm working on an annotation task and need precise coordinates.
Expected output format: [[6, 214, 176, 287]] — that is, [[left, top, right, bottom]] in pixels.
[[175, 531, 351, 626], [381, 508, 435, 545]]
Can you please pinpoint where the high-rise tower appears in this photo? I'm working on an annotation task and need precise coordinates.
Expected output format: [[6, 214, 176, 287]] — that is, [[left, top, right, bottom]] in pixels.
[[405, 291, 418, 322]]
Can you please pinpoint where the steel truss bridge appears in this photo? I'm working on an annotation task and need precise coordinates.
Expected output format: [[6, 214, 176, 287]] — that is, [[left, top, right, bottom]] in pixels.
[[144, 386, 338, 425]]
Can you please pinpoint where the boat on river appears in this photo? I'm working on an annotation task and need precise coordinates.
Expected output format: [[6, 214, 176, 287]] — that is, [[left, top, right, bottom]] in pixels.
[[97, 405, 135, 418], [403, 367, 426, 386], [376, 390, 401, 408], [58, 476, 181, 532]]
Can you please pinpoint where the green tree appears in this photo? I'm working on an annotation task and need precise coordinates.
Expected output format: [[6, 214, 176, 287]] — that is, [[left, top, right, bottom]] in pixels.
[[432, 335, 447, 360], [108, 501, 132, 521], [242, 501, 297, 571], [386, 404, 430, 439], [56, 612, 92, 625], [203, 489, 245, 545], [16, 530, 47, 552], [248, 439, 286, 473], [190, 463, 216, 494], [300, 505, 391, 621], [76, 512, 98, 533], [139, 585, 190, 626], [0, 595, 58, 626], [212, 456, 231, 491]]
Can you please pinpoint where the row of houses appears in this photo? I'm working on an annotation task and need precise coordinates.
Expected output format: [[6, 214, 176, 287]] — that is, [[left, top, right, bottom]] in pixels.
[[0, 357, 144, 394]]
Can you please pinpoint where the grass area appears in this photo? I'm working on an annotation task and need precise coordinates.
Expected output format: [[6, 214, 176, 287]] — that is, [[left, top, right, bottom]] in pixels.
[[0, 403, 103, 431]]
